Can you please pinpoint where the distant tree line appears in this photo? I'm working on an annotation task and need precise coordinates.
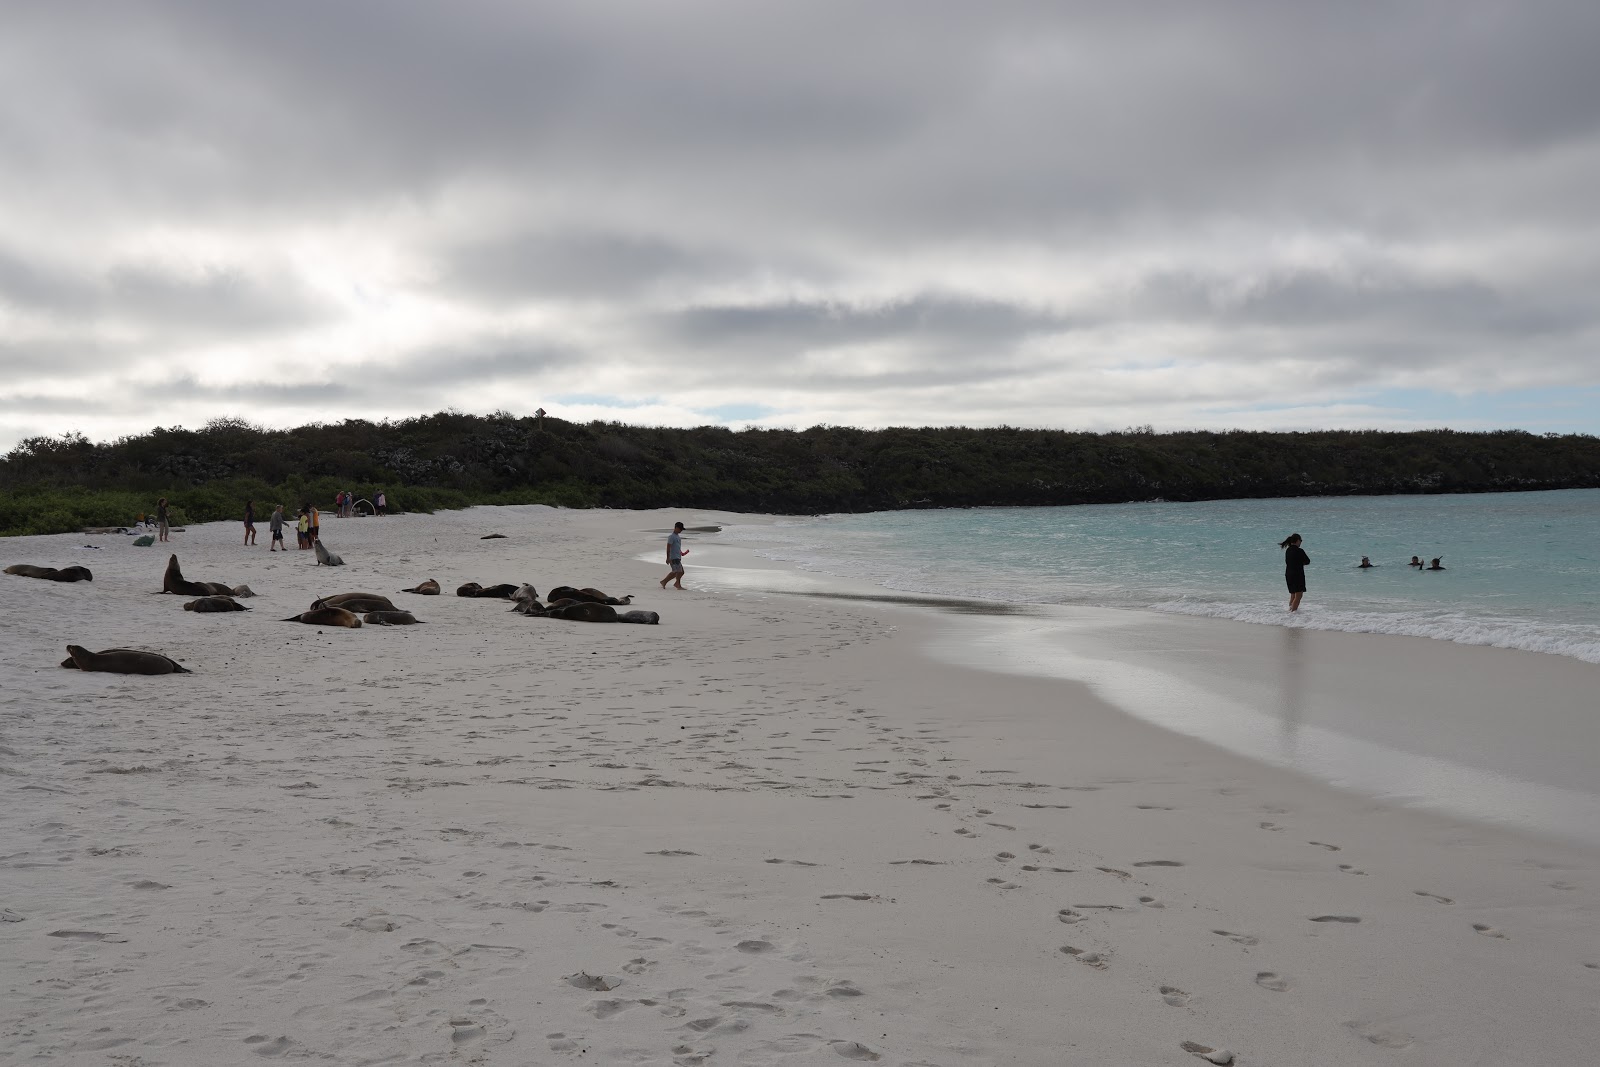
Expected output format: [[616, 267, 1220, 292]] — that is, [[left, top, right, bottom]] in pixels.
[[3, 411, 1599, 536]]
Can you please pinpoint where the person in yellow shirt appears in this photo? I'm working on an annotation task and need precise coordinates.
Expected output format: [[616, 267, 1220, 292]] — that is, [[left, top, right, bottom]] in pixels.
[[297, 507, 311, 549], [309, 504, 320, 544]]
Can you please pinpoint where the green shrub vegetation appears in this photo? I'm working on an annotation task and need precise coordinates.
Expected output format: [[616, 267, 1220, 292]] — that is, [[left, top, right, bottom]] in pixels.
[[3, 412, 1599, 536]]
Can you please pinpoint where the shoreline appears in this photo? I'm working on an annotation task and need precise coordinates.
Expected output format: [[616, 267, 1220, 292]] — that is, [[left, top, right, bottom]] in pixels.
[[691, 534, 1600, 849], [3, 504, 1596, 1065]]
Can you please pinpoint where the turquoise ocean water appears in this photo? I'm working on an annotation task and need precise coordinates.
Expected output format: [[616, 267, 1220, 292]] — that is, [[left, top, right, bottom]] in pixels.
[[722, 489, 1600, 664]]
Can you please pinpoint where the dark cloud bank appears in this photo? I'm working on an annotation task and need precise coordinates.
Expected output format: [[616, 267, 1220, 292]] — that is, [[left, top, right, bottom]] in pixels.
[[3, 0, 1599, 448]]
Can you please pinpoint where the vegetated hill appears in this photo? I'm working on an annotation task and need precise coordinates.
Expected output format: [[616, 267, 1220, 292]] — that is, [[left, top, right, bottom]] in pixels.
[[2, 412, 1599, 535]]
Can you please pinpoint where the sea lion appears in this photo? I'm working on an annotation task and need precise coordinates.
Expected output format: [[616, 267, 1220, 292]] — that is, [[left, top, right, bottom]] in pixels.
[[510, 599, 547, 616], [314, 540, 345, 566], [546, 585, 632, 605], [63, 645, 191, 675], [617, 610, 660, 625], [184, 595, 249, 612], [545, 601, 620, 623], [230, 584, 256, 598], [6, 564, 93, 582], [160, 554, 232, 596], [312, 592, 397, 612], [363, 610, 422, 625], [401, 579, 441, 595], [457, 582, 519, 599], [282, 607, 362, 628]]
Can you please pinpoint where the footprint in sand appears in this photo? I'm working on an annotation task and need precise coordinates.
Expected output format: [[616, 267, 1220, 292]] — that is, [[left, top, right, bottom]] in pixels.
[[986, 822, 1016, 830], [821, 893, 874, 901], [1308, 915, 1361, 923], [1472, 923, 1509, 939], [954, 828, 976, 837], [1414, 891, 1453, 904], [1136, 804, 1175, 810], [243, 1035, 292, 1056], [1022, 803, 1072, 809], [1337, 864, 1367, 875], [1027, 843, 1053, 854], [1020, 865, 1076, 873], [1138, 896, 1164, 908], [1160, 985, 1191, 1006], [1344, 1021, 1414, 1049], [1254, 971, 1291, 992], [1180, 1040, 1236, 1064], [1057, 909, 1084, 924], [1259, 821, 1283, 831], [1097, 867, 1131, 878], [765, 858, 820, 866], [1308, 841, 1341, 851], [986, 878, 1021, 889], [889, 859, 945, 866], [1212, 929, 1259, 946], [995, 852, 1015, 860], [1060, 945, 1109, 969], [736, 939, 776, 953], [1133, 860, 1184, 867], [830, 1040, 882, 1061]]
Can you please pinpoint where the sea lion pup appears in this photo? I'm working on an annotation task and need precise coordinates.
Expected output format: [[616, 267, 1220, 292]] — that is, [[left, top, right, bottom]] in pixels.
[[230, 584, 255, 598], [282, 606, 362, 628], [160, 554, 232, 596], [6, 564, 93, 582], [312, 592, 396, 612], [545, 601, 620, 623], [363, 610, 422, 625], [63, 645, 191, 675], [617, 610, 660, 625], [401, 579, 441, 595], [456, 582, 482, 597], [184, 595, 249, 612], [313, 540, 345, 566]]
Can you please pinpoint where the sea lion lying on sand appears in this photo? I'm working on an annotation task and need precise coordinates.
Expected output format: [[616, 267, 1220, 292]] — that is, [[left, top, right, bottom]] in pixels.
[[509, 585, 546, 616], [313, 592, 396, 612], [546, 585, 633, 605], [6, 564, 93, 582], [160, 554, 233, 596], [283, 606, 362, 627], [363, 610, 422, 625], [618, 610, 660, 625], [542, 601, 661, 624], [230, 584, 255, 598], [400, 579, 440, 595], [313, 540, 345, 566], [457, 582, 521, 599], [184, 595, 249, 612], [61, 645, 191, 674]]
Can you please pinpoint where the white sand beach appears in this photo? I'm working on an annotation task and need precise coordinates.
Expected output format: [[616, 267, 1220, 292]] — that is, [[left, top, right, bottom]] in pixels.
[[2, 505, 1596, 1066]]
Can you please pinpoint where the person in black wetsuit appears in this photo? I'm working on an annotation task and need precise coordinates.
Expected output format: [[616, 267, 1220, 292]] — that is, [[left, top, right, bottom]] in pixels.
[[1279, 533, 1310, 612], [1358, 556, 1374, 569]]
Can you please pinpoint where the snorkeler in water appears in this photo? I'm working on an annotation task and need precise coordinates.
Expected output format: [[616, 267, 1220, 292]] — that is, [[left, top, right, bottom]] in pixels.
[[1427, 557, 1446, 570], [1409, 556, 1423, 568], [1358, 556, 1374, 569]]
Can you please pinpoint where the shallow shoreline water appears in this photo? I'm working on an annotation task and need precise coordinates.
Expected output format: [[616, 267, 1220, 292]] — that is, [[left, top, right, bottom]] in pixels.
[[690, 536, 1600, 849]]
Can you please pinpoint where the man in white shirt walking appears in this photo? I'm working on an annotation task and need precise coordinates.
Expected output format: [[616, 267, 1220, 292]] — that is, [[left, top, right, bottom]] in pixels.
[[659, 522, 689, 590]]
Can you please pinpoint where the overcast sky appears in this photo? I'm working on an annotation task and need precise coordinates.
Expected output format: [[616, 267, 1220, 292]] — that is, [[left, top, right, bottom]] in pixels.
[[3, 0, 1599, 450]]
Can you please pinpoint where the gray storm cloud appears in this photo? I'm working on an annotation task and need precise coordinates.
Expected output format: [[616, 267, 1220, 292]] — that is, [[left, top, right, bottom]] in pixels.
[[2, 0, 1598, 448]]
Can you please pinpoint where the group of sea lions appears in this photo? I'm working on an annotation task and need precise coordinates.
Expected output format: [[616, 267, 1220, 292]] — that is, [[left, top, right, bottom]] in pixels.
[[284, 591, 423, 628], [6, 563, 94, 582], [508, 583, 658, 624]]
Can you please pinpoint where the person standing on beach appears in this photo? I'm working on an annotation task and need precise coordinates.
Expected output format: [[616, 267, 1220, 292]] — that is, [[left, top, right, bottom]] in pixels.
[[269, 505, 285, 551], [297, 507, 311, 549], [244, 500, 257, 546], [1280, 533, 1310, 612], [659, 521, 689, 590], [376, 490, 387, 516], [309, 503, 320, 544], [155, 497, 170, 543]]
